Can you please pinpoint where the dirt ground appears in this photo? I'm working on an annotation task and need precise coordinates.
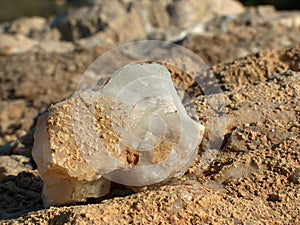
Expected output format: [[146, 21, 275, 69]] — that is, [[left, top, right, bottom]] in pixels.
[[0, 1, 299, 224]]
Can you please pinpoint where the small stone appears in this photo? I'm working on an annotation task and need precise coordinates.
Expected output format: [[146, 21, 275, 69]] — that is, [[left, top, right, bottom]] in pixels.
[[0, 155, 32, 182], [6, 16, 48, 39], [0, 34, 37, 55], [288, 168, 300, 184]]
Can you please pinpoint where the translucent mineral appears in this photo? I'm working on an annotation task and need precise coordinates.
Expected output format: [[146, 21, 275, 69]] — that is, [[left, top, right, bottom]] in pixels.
[[32, 63, 205, 206]]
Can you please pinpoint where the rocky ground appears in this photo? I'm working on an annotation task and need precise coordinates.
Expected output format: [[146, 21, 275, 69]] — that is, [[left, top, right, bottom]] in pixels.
[[0, 0, 299, 224]]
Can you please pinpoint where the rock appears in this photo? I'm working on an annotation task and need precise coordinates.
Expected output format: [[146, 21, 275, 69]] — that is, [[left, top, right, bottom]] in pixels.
[[131, 0, 171, 37], [53, 0, 146, 43], [53, 5, 106, 41], [32, 63, 204, 206], [76, 29, 115, 49], [0, 128, 34, 157], [0, 100, 27, 122], [0, 34, 37, 55], [227, 127, 248, 152], [80, 64, 205, 186], [288, 168, 300, 184], [0, 100, 38, 139], [37, 40, 75, 53], [6, 17, 48, 40], [166, 0, 245, 41], [39, 27, 62, 42], [100, 0, 146, 43], [0, 171, 43, 220], [237, 5, 279, 26], [0, 33, 74, 55], [272, 12, 300, 28], [0, 155, 32, 182], [32, 112, 110, 207], [236, 5, 300, 29]]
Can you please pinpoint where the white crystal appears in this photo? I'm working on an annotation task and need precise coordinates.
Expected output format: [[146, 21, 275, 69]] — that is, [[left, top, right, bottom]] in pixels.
[[78, 63, 205, 186], [32, 63, 205, 207]]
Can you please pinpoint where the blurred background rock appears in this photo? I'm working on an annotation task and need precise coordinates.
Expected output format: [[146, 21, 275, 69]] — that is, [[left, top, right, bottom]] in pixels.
[[0, 0, 94, 22], [0, 0, 299, 22]]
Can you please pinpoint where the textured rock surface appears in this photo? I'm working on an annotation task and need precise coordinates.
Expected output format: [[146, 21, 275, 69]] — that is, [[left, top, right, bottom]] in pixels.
[[6, 17, 48, 39], [0, 155, 32, 181], [0, 34, 38, 55], [32, 109, 110, 207], [0, 0, 299, 56], [183, 6, 300, 65], [0, 156, 42, 219], [167, 0, 244, 38]]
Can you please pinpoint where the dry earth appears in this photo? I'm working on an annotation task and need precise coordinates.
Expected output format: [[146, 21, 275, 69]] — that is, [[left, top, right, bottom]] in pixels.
[[0, 1, 300, 224]]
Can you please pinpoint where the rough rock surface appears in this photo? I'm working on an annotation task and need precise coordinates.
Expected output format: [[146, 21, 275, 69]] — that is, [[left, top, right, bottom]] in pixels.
[[0, 155, 32, 181], [183, 5, 300, 65], [0, 34, 38, 55], [0, 0, 299, 56], [0, 0, 300, 224], [32, 112, 110, 207], [6, 17, 48, 39]]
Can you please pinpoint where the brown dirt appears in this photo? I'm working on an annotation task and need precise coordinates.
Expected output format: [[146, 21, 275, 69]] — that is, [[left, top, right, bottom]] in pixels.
[[1, 4, 300, 224], [0, 44, 299, 224]]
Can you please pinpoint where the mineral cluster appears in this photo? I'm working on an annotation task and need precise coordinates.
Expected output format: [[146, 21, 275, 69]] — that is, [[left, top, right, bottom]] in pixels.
[[32, 63, 205, 207]]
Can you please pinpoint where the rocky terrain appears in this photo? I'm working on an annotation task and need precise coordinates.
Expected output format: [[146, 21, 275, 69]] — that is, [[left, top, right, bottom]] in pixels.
[[0, 0, 299, 224]]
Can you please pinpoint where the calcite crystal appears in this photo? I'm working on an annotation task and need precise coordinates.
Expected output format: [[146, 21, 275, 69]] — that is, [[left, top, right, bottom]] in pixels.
[[32, 63, 205, 207]]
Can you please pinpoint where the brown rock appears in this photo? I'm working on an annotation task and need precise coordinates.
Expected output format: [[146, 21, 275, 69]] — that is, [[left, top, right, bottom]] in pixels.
[[32, 108, 110, 207], [0, 155, 32, 182], [131, 0, 171, 37], [0, 34, 37, 55], [100, 0, 146, 43], [54, 0, 146, 43], [6, 17, 48, 40], [0, 100, 38, 145], [169, 0, 244, 28]]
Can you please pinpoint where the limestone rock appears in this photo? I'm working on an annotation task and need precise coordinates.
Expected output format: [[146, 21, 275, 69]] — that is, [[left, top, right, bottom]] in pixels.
[[0, 155, 32, 182], [76, 31, 115, 49], [168, 0, 244, 27], [0, 34, 74, 55], [53, 0, 146, 43], [32, 112, 110, 207], [131, 0, 171, 38], [38, 40, 75, 53], [53, 5, 106, 41], [6, 16, 48, 40], [166, 0, 245, 41], [100, 0, 146, 43], [0, 34, 37, 55]]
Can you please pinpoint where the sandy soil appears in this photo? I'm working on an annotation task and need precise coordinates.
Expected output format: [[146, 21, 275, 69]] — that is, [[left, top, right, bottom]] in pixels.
[[0, 2, 299, 225]]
